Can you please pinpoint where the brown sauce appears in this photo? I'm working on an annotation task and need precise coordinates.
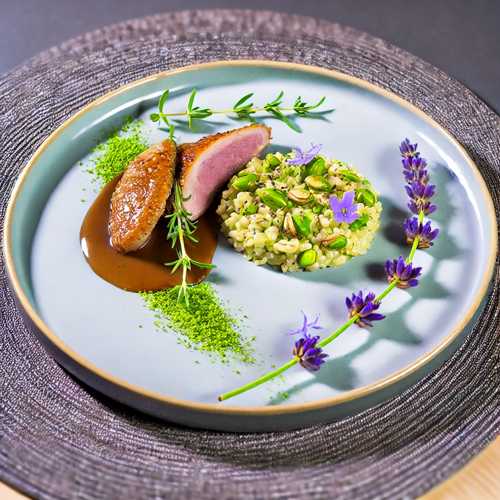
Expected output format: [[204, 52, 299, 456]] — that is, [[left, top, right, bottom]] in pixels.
[[80, 177, 217, 292]]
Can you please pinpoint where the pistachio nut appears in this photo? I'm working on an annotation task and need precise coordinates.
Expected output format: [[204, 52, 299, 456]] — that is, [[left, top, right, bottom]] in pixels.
[[355, 188, 377, 207], [287, 187, 311, 205], [232, 173, 258, 192], [322, 234, 348, 249], [292, 214, 312, 238], [273, 239, 300, 254], [258, 188, 289, 210], [305, 175, 331, 191], [283, 212, 297, 237], [305, 156, 327, 176], [298, 249, 317, 267]]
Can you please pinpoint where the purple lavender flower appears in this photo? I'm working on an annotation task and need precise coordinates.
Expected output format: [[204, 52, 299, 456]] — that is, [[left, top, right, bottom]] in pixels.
[[404, 217, 440, 249], [293, 334, 328, 371], [288, 143, 322, 165], [289, 312, 323, 336], [402, 157, 429, 184], [385, 256, 422, 289], [345, 291, 385, 328], [400, 139, 438, 216], [329, 191, 360, 224], [405, 181, 437, 215], [399, 138, 420, 158]]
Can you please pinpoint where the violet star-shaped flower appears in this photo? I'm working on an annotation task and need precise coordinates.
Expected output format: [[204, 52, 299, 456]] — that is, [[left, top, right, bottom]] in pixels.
[[289, 311, 323, 336], [404, 217, 439, 249], [293, 334, 328, 372], [345, 290, 385, 328], [329, 191, 360, 224], [385, 256, 422, 289], [399, 138, 420, 158], [405, 181, 437, 215], [288, 143, 322, 165]]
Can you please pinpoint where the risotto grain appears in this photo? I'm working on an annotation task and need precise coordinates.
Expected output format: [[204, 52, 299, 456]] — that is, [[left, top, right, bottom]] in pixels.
[[216, 151, 382, 272]]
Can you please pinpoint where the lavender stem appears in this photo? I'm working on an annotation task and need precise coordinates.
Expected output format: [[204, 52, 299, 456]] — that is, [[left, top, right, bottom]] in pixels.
[[218, 220, 424, 402]]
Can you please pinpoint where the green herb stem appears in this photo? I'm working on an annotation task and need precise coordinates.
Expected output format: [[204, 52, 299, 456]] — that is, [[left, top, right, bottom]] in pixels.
[[406, 211, 424, 263], [151, 89, 329, 136], [157, 106, 309, 119], [218, 359, 298, 401], [165, 183, 215, 306], [318, 316, 358, 349], [217, 210, 425, 402], [176, 223, 190, 306]]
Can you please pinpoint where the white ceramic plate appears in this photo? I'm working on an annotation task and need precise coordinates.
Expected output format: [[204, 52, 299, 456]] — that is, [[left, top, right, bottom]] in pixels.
[[4, 61, 497, 431]]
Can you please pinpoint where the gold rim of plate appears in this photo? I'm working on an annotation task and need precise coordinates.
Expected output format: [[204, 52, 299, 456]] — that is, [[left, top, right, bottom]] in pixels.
[[3, 60, 498, 415]]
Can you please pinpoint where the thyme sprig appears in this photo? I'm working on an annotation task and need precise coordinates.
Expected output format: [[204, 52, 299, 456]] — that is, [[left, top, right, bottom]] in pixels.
[[165, 183, 215, 306], [150, 89, 328, 136]]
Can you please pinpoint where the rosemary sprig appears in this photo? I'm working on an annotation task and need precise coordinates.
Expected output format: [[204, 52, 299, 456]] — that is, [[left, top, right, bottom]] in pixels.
[[165, 183, 215, 306], [150, 89, 329, 137]]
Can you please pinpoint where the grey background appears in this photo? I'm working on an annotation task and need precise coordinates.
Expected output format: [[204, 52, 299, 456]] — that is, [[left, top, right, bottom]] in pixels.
[[1, 0, 499, 113]]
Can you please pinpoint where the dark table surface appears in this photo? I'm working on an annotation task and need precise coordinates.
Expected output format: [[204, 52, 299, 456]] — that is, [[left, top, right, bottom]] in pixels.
[[1, 0, 499, 112]]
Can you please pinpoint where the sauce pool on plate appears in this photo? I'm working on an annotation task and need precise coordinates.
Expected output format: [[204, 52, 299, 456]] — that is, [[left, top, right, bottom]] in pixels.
[[80, 177, 217, 292]]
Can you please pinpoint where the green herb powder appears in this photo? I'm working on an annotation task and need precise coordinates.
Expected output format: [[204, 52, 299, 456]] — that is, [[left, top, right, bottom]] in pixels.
[[87, 119, 148, 184], [140, 283, 255, 364]]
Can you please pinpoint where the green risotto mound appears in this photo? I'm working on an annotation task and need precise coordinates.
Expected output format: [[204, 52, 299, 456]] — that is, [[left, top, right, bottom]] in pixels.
[[216, 151, 382, 272]]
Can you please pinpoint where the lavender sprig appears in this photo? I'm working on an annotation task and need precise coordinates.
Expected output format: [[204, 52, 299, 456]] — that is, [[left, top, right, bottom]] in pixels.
[[399, 138, 420, 158], [385, 256, 422, 289], [346, 291, 385, 327], [150, 89, 329, 137], [218, 138, 439, 402], [293, 332, 328, 372], [404, 217, 439, 249]]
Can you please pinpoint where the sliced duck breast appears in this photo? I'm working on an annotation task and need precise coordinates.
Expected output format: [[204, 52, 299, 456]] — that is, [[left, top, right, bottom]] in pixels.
[[109, 139, 176, 253], [179, 124, 271, 219]]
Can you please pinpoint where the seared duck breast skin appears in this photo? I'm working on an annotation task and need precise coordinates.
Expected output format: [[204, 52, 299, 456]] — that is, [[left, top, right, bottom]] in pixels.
[[109, 139, 176, 253], [179, 124, 271, 219]]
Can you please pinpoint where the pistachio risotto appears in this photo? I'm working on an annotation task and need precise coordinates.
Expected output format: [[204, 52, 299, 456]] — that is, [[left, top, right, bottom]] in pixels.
[[216, 151, 382, 272]]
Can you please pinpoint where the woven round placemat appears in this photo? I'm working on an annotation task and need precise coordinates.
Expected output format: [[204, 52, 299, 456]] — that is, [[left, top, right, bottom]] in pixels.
[[0, 9, 499, 500]]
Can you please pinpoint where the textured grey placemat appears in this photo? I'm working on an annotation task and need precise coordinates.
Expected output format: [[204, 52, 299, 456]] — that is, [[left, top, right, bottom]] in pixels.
[[0, 9, 499, 500]]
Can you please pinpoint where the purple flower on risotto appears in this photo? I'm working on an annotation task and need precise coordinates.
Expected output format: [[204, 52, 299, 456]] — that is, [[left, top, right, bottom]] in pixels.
[[404, 217, 439, 249], [385, 256, 422, 289], [289, 311, 323, 336], [399, 138, 420, 158], [293, 334, 328, 372], [288, 143, 322, 165], [329, 191, 360, 224], [346, 291, 385, 328]]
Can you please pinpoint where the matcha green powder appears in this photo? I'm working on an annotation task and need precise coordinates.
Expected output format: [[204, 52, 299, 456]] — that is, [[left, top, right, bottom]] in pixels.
[[87, 118, 148, 185], [140, 284, 255, 364]]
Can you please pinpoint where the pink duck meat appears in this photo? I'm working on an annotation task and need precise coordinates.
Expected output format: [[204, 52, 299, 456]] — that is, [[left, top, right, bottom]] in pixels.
[[179, 124, 271, 219]]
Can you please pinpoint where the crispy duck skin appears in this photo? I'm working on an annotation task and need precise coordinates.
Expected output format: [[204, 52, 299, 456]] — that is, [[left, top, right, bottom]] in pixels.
[[179, 124, 271, 219], [109, 139, 176, 253]]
